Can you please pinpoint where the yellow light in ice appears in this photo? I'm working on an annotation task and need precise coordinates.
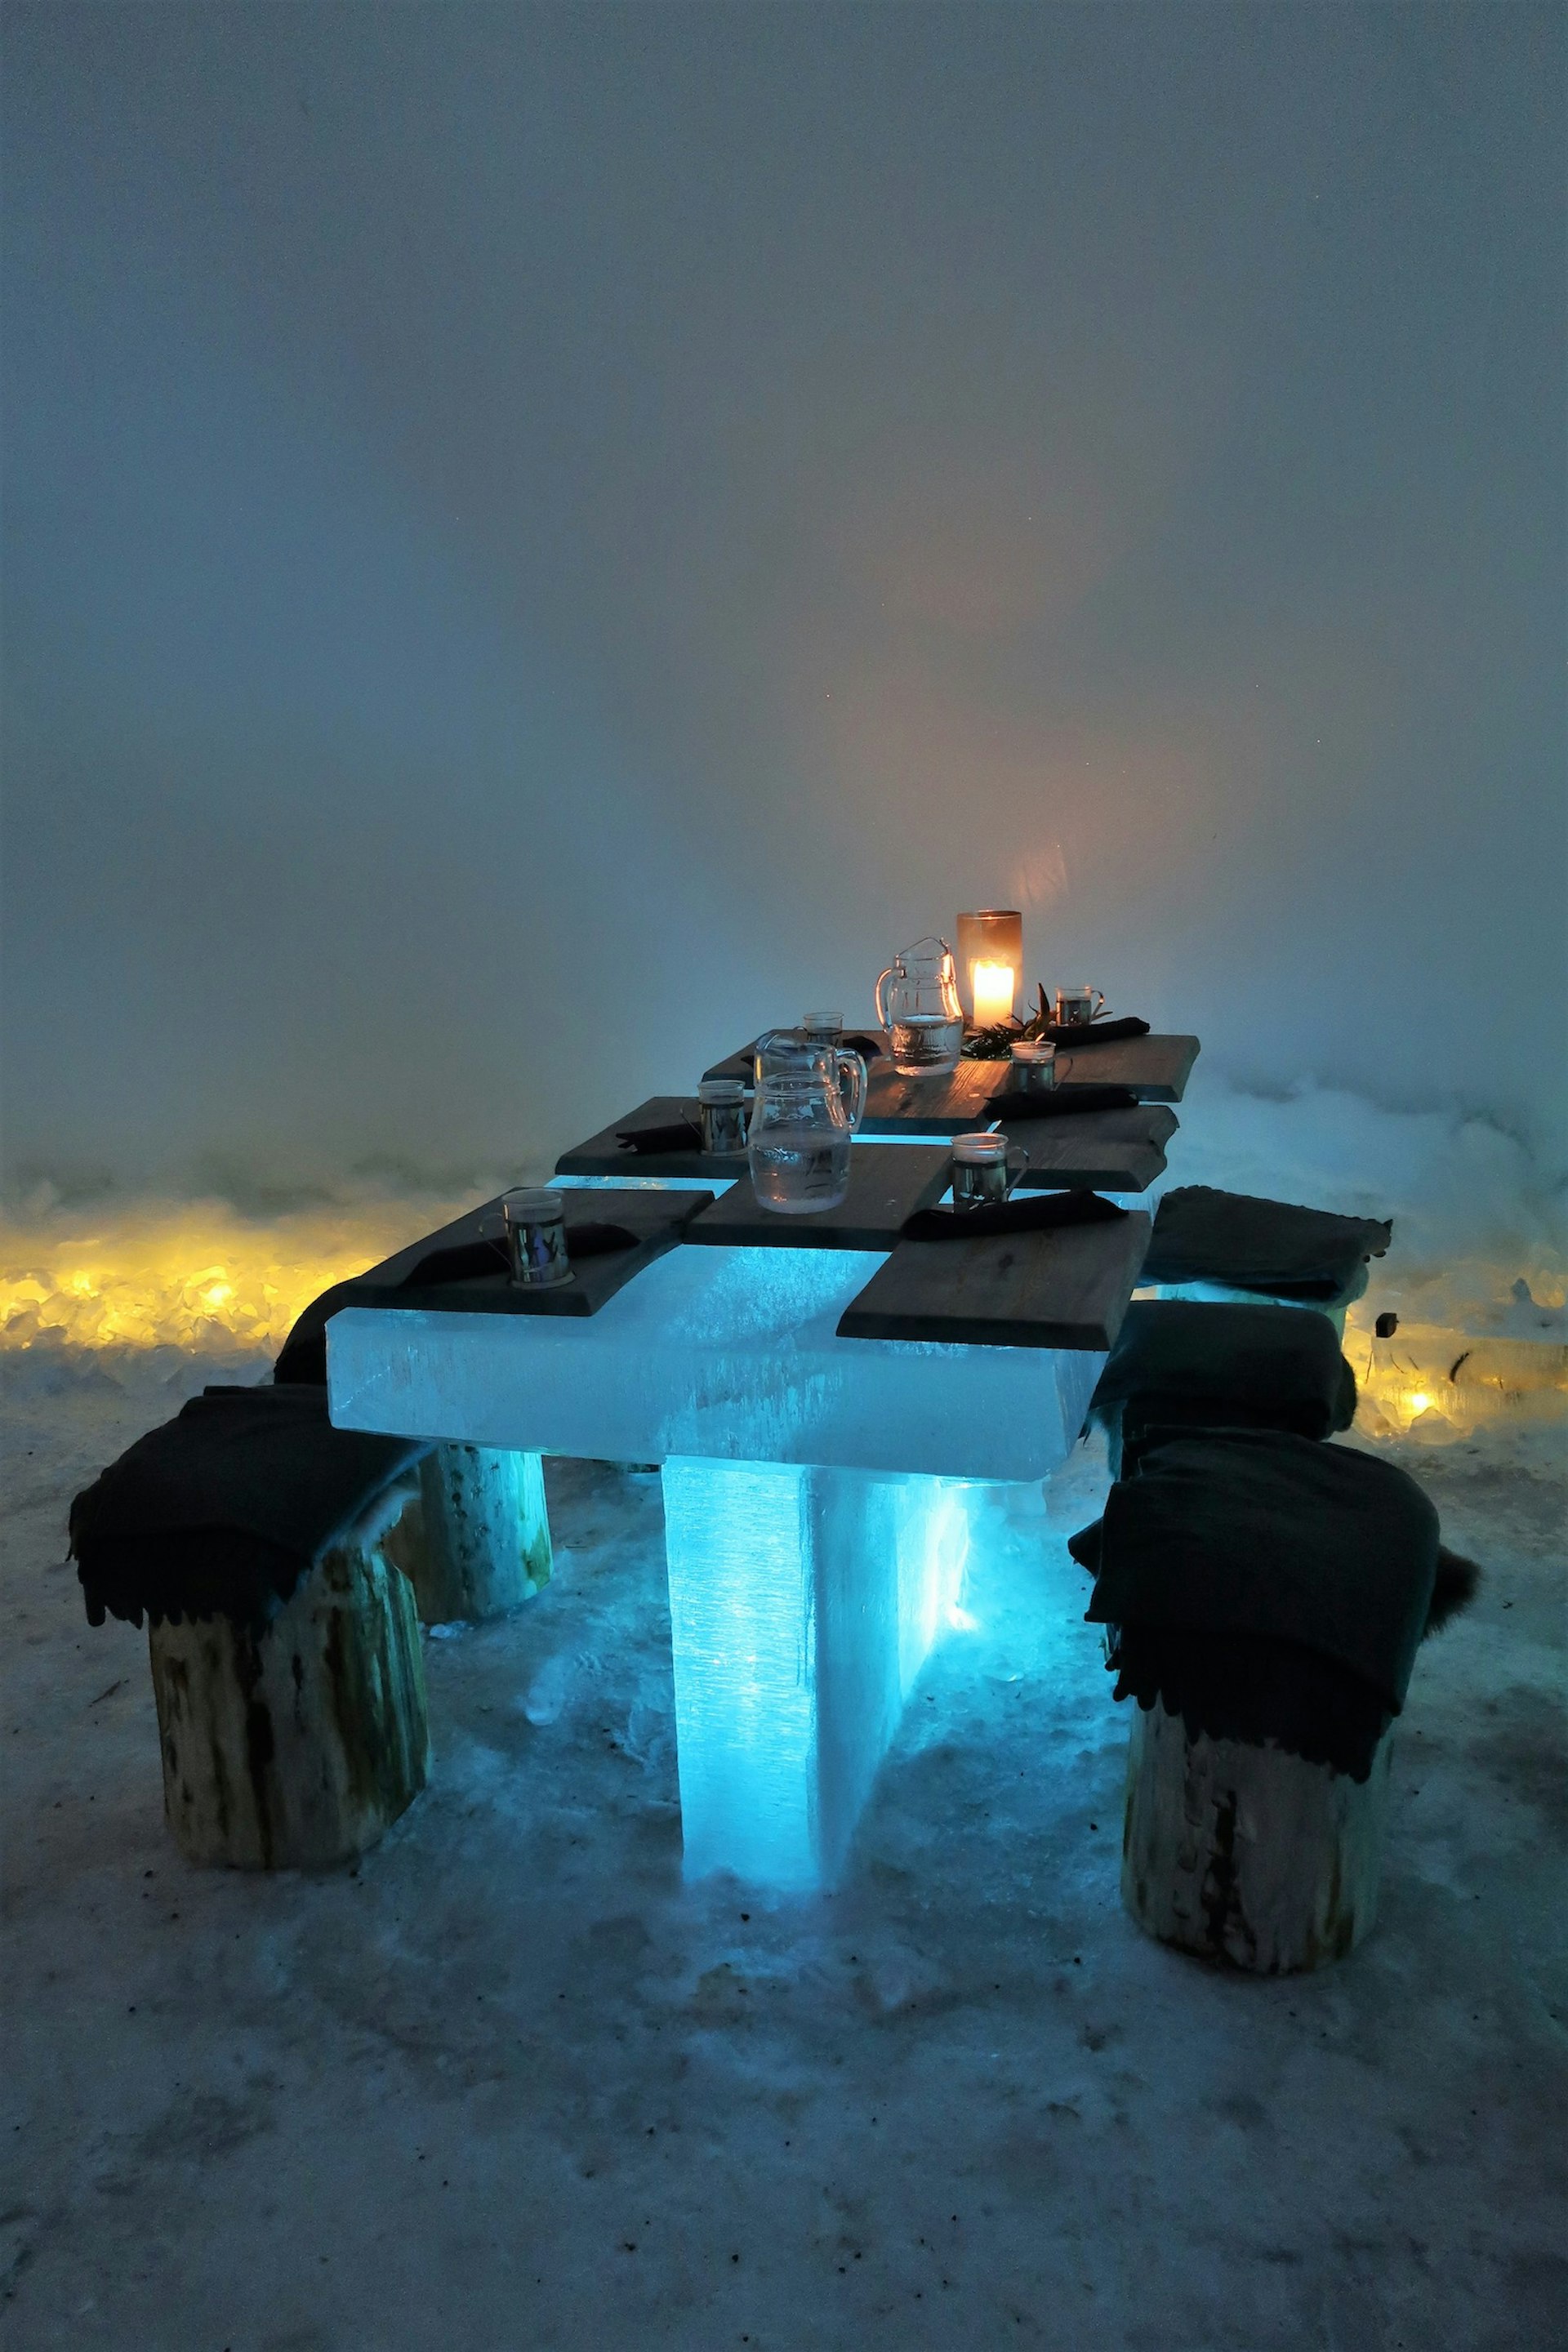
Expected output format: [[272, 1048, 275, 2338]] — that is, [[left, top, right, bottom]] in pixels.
[[0, 1193, 489, 1355], [970, 960, 1017, 1027], [1408, 1392, 1432, 1415]]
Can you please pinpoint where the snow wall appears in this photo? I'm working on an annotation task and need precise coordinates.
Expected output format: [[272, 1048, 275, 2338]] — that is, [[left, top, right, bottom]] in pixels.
[[3, 7, 1563, 1271]]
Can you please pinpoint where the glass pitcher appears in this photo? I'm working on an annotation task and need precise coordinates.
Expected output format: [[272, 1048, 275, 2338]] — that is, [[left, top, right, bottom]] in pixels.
[[874, 937, 964, 1076], [748, 1031, 867, 1214]]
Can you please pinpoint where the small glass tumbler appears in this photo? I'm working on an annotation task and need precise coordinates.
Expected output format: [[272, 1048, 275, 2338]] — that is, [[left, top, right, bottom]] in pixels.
[[1054, 984, 1103, 1027], [501, 1187, 574, 1288], [1009, 1040, 1058, 1093], [697, 1078, 749, 1157], [950, 1132, 1025, 1209], [801, 1009, 843, 1043]]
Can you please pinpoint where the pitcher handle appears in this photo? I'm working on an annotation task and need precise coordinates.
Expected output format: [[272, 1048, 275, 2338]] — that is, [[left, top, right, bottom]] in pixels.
[[835, 1048, 867, 1133], [874, 965, 894, 1032]]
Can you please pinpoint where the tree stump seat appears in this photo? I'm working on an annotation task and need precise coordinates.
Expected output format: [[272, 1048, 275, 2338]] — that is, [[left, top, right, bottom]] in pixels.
[[1089, 1298, 1358, 1477], [1071, 1428, 1474, 1973], [1140, 1187, 1392, 1332], [70, 1383, 435, 1869]]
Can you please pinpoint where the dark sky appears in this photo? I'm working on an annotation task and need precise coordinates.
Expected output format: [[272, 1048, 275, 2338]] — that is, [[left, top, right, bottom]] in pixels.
[[2, 2, 1562, 1195]]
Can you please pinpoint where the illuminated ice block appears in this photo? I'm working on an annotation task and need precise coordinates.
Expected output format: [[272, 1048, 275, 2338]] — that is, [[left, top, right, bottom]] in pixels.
[[662, 1459, 975, 1886], [326, 1244, 1105, 1888], [326, 1245, 1101, 1481]]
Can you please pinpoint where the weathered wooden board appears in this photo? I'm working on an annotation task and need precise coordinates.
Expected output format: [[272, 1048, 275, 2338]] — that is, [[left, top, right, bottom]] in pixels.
[[683, 1143, 952, 1251], [835, 1209, 1151, 1350], [702, 1031, 1200, 1111], [306, 1188, 714, 1330], [1000, 1105, 1179, 1194], [1054, 1034, 1200, 1103], [555, 1096, 746, 1180], [710, 1029, 1008, 1135], [861, 1057, 1011, 1135]]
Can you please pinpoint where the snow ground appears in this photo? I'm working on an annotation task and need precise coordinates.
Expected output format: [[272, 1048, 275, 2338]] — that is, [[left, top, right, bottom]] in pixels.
[[2, 1343, 1565, 2352]]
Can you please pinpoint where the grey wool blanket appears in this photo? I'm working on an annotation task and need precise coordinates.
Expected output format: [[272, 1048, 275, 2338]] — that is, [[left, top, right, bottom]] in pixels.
[[70, 1384, 429, 1631]]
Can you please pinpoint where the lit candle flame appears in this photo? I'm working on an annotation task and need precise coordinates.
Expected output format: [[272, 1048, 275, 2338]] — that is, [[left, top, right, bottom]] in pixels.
[[970, 960, 1017, 1027]]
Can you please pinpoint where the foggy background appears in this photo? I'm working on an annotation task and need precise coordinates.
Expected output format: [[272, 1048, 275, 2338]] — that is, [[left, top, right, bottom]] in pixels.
[[3, 2, 1562, 1206]]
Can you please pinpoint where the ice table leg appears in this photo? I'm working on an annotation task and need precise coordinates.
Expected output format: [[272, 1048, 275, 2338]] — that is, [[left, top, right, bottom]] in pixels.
[[661, 1457, 974, 1890]]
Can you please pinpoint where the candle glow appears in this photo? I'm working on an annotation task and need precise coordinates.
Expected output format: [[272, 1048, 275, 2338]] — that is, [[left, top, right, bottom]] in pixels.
[[970, 960, 1017, 1028]]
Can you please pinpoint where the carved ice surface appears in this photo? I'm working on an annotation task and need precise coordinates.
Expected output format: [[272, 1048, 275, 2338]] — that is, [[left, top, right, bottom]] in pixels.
[[326, 1245, 1102, 1481], [328, 1245, 1102, 1885], [662, 1458, 978, 1887]]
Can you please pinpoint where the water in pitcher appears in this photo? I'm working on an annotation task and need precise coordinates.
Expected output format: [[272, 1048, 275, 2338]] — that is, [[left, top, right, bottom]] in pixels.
[[889, 1012, 964, 1072], [749, 1124, 853, 1213]]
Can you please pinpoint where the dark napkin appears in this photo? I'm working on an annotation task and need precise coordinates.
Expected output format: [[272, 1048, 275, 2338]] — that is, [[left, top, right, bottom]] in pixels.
[[617, 1117, 703, 1154], [408, 1223, 637, 1287], [902, 1191, 1127, 1242], [1143, 1185, 1392, 1303], [1040, 1016, 1150, 1047], [991, 1084, 1140, 1122], [1082, 1427, 1437, 1729], [70, 1383, 429, 1632], [840, 1032, 884, 1060]]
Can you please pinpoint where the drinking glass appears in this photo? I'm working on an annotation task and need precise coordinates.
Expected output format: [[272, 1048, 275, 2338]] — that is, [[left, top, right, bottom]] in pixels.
[[949, 1132, 1027, 1209], [501, 1188, 574, 1287]]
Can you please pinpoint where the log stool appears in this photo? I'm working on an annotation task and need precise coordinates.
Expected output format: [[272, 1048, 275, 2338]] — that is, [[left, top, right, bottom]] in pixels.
[[275, 1266, 553, 1626], [1140, 1186, 1392, 1335], [1070, 1428, 1474, 1972], [1089, 1299, 1358, 1477], [71, 1384, 433, 1869], [383, 1442, 552, 1624]]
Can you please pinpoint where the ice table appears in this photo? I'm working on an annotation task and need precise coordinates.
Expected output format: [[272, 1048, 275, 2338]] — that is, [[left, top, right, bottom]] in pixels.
[[327, 1244, 1103, 1888]]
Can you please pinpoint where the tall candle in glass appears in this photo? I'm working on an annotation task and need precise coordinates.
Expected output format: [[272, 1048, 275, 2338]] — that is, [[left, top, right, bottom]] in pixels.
[[956, 909, 1023, 1027]]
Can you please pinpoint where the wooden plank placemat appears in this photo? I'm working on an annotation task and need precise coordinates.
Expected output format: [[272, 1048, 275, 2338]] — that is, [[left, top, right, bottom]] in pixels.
[[1054, 1034, 1200, 1103], [702, 1030, 1200, 1111], [835, 1210, 1152, 1351], [298, 1190, 715, 1348], [683, 1143, 952, 1251], [555, 1096, 746, 1181], [1001, 1105, 1178, 1194]]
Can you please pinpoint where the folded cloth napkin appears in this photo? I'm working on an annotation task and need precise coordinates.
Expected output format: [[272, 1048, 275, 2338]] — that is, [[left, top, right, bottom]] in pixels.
[[902, 1191, 1127, 1242], [990, 1084, 1141, 1122], [616, 1116, 703, 1154], [1040, 1015, 1150, 1047], [840, 1032, 884, 1059], [69, 1383, 430, 1631], [408, 1224, 637, 1287], [1075, 1428, 1437, 1776], [1143, 1185, 1392, 1303]]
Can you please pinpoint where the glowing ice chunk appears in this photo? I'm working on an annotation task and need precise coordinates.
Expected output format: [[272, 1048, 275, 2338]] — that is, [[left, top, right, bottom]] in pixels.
[[662, 1458, 976, 1887], [327, 1245, 1101, 1480]]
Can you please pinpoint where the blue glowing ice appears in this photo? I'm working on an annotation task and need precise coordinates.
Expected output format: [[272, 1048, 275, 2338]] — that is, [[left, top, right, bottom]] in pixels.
[[327, 1244, 1103, 1886], [662, 1458, 976, 1888], [327, 1244, 1101, 1481]]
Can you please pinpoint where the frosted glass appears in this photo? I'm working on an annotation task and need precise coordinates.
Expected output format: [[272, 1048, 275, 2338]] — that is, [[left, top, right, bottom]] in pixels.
[[662, 1458, 976, 1887], [326, 1243, 1102, 1480]]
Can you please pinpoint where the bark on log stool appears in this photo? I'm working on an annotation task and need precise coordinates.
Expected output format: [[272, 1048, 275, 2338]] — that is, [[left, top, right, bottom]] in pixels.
[[1071, 1429, 1476, 1974], [1120, 1699, 1393, 1971], [384, 1444, 551, 1625], [149, 1493, 430, 1869], [70, 1383, 434, 1870]]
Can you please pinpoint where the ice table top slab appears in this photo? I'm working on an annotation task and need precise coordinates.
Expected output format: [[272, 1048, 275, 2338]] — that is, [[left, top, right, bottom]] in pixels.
[[327, 1242, 1102, 1481]]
